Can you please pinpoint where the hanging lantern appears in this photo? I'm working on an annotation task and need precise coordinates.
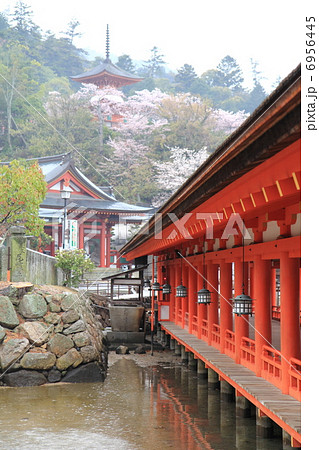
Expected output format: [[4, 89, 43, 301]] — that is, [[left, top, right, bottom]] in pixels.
[[143, 278, 151, 288], [176, 284, 187, 298], [162, 283, 171, 295], [197, 287, 211, 304], [232, 294, 253, 316], [232, 219, 254, 316], [175, 250, 187, 298], [197, 247, 211, 304], [151, 281, 161, 291]]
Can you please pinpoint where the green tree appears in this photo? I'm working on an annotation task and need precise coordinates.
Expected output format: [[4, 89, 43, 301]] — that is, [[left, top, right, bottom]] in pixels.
[[154, 94, 223, 152], [55, 248, 94, 287], [0, 160, 47, 237], [142, 46, 166, 78], [62, 19, 82, 45], [209, 56, 244, 91], [175, 64, 198, 92], [117, 54, 136, 73], [39, 35, 86, 78]]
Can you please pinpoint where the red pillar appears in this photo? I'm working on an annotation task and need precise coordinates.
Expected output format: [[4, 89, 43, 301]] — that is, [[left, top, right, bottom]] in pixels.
[[280, 253, 300, 394], [219, 261, 232, 353], [197, 262, 205, 339], [175, 261, 181, 325], [105, 227, 112, 267], [181, 265, 188, 329], [234, 259, 249, 363], [79, 223, 84, 250], [188, 264, 197, 335], [271, 266, 277, 316], [169, 263, 176, 322], [100, 222, 106, 267], [207, 262, 219, 345], [254, 257, 272, 376]]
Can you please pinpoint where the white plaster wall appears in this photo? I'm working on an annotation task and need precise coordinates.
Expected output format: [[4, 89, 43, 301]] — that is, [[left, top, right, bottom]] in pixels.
[[291, 213, 301, 237], [263, 221, 280, 242]]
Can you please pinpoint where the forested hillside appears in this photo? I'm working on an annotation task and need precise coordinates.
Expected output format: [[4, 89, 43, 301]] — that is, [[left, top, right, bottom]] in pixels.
[[0, 2, 271, 206]]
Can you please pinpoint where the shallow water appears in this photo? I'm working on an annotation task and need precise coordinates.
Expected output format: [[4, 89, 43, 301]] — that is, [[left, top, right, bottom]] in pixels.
[[0, 356, 284, 449]]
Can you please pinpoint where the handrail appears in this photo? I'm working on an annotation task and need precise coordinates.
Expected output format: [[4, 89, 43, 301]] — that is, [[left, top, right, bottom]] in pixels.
[[225, 329, 235, 357], [261, 345, 282, 389], [201, 319, 209, 342], [240, 337, 256, 370], [192, 315, 198, 335], [289, 357, 301, 401], [211, 323, 221, 350], [272, 305, 281, 320]]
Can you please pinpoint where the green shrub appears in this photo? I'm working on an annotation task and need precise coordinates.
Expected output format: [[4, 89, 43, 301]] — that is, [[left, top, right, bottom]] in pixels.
[[55, 249, 94, 287]]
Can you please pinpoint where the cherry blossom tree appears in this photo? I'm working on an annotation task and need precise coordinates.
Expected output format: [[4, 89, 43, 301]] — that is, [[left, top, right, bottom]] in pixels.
[[153, 147, 209, 206]]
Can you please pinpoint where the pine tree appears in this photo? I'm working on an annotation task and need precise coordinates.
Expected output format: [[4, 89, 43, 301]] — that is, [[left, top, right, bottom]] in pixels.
[[142, 46, 165, 78], [117, 54, 136, 74], [175, 64, 198, 92], [216, 55, 244, 91]]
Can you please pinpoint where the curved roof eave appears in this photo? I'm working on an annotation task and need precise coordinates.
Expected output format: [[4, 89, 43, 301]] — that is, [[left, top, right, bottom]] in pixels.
[[71, 59, 143, 82]]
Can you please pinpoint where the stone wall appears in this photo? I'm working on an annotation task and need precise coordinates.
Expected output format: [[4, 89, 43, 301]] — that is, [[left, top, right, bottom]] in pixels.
[[0, 284, 107, 386], [26, 249, 63, 286], [0, 227, 63, 286]]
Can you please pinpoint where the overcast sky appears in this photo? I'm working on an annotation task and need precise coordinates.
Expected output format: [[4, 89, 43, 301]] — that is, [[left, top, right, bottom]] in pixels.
[[2, 0, 303, 92]]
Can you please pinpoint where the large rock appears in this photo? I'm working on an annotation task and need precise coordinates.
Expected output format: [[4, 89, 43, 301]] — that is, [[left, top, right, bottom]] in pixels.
[[0, 338, 29, 370], [47, 368, 62, 383], [0, 326, 6, 343], [3, 369, 46, 387], [63, 320, 86, 335], [47, 333, 74, 357], [19, 294, 47, 319], [62, 362, 104, 383], [20, 351, 56, 370], [56, 348, 83, 371], [80, 345, 98, 363], [61, 294, 78, 311], [72, 331, 91, 348], [44, 312, 61, 325], [61, 309, 80, 324], [48, 300, 61, 313], [0, 296, 20, 329], [18, 321, 50, 345]]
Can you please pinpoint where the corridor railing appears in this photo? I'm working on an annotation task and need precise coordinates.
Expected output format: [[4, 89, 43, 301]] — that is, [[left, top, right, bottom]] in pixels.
[[261, 345, 282, 390], [201, 319, 209, 343], [240, 337, 256, 371], [225, 329, 236, 357], [289, 357, 301, 401]]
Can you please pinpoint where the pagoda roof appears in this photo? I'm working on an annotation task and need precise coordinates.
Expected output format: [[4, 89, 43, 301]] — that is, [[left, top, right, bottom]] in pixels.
[[70, 58, 143, 87]]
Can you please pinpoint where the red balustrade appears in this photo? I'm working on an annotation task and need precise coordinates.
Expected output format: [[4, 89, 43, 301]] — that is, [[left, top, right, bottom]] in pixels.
[[272, 305, 281, 320], [177, 309, 183, 326], [184, 312, 189, 329], [225, 329, 236, 358], [211, 323, 221, 350], [289, 357, 301, 401], [192, 315, 198, 335], [261, 345, 282, 390], [201, 319, 209, 343], [240, 337, 256, 371]]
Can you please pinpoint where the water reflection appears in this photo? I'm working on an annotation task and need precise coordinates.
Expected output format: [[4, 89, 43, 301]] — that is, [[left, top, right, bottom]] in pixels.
[[0, 356, 284, 449]]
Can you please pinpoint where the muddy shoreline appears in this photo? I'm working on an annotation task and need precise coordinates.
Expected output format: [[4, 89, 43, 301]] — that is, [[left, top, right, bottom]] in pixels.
[[107, 349, 182, 368]]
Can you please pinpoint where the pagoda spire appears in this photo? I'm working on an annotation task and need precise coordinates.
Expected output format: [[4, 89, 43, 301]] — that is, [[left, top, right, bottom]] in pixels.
[[106, 24, 110, 61]]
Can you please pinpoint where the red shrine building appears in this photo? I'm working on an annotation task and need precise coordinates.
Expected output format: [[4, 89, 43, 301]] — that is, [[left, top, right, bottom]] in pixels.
[[38, 152, 151, 267], [121, 65, 301, 446]]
